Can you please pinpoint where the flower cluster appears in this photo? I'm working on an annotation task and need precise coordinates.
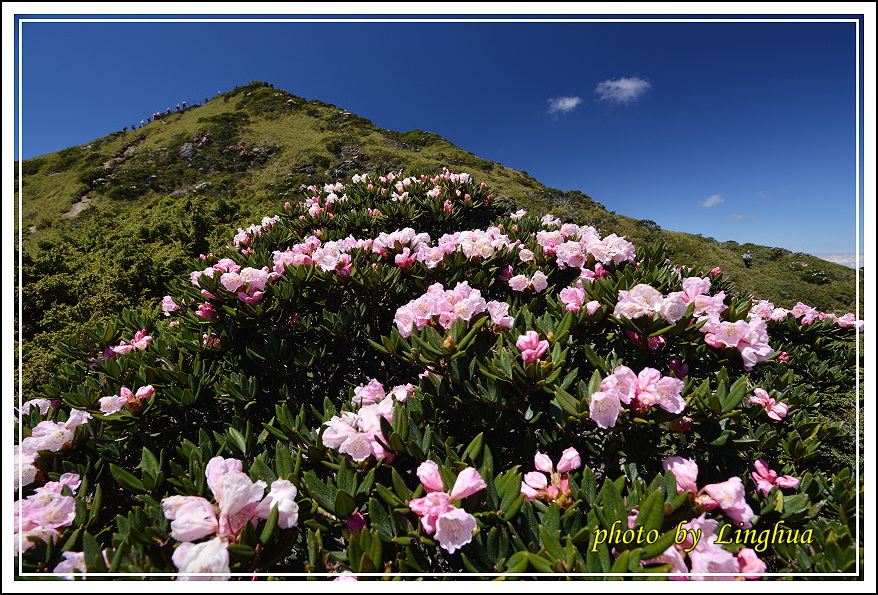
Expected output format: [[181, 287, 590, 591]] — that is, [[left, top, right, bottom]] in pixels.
[[516, 331, 550, 363], [99, 384, 155, 415], [614, 278, 725, 325], [232, 215, 280, 250], [702, 317, 774, 371], [16, 409, 91, 489], [409, 461, 486, 553], [508, 270, 548, 292], [589, 366, 685, 429], [112, 329, 153, 355], [748, 298, 861, 330], [520, 448, 581, 506], [751, 459, 799, 497], [748, 388, 789, 421], [15, 473, 81, 554], [558, 284, 602, 314], [162, 456, 299, 580], [535, 223, 636, 268], [662, 457, 755, 529], [394, 282, 513, 338], [641, 514, 765, 580], [322, 380, 409, 462]]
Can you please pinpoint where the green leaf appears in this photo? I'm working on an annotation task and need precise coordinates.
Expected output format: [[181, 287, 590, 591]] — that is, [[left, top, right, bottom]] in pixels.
[[375, 483, 403, 507], [334, 489, 357, 519], [463, 432, 484, 461], [639, 529, 677, 560], [525, 552, 554, 573], [597, 479, 625, 522], [82, 531, 104, 572], [275, 442, 293, 479], [553, 386, 580, 416], [368, 499, 393, 541], [140, 447, 160, 482], [391, 466, 411, 502], [634, 489, 665, 533], [542, 503, 560, 533], [302, 471, 336, 513], [110, 463, 146, 494], [721, 376, 750, 412], [227, 544, 256, 559], [86, 484, 103, 529], [259, 503, 280, 545], [538, 525, 564, 562], [227, 427, 248, 454]]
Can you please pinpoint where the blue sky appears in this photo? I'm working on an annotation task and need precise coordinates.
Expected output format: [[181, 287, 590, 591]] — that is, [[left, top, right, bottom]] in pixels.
[[11, 7, 871, 265]]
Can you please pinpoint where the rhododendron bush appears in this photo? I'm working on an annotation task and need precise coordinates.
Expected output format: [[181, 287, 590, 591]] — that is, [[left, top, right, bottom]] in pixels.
[[15, 170, 862, 580]]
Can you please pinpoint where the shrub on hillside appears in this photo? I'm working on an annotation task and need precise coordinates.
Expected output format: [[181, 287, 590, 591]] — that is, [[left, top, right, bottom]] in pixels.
[[15, 170, 862, 580]]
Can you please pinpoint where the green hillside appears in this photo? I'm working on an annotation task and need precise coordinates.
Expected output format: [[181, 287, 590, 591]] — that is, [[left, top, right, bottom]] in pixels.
[[15, 81, 861, 397]]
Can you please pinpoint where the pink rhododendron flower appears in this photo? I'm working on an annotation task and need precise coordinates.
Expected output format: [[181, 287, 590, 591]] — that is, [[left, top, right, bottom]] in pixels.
[[560, 286, 586, 312], [333, 571, 359, 581], [53, 551, 86, 580], [588, 390, 624, 429], [508, 274, 530, 291], [486, 300, 514, 328], [516, 331, 549, 363], [172, 536, 231, 581], [322, 386, 406, 463], [417, 460, 446, 493], [255, 480, 300, 529], [410, 464, 485, 552], [639, 513, 764, 580], [15, 473, 81, 554], [749, 388, 789, 420], [99, 385, 155, 415], [662, 456, 699, 494], [660, 292, 689, 324], [162, 295, 181, 315], [588, 366, 685, 428], [196, 303, 216, 319], [751, 459, 799, 497], [434, 506, 478, 553], [18, 398, 53, 418], [614, 284, 664, 319], [112, 330, 153, 354], [163, 496, 219, 542], [521, 448, 581, 505], [409, 490, 453, 534], [352, 378, 386, 406], [701, 477, 754, 529], [449, 467, 488, 500], [736, 548, 767, 578]]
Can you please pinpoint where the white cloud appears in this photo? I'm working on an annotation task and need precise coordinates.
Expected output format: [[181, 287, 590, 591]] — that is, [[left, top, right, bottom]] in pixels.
[[699, 194, 725, 208], [594, 76, 651, 104], [812, 253, 865, 269], [547, 96, 582, 115]]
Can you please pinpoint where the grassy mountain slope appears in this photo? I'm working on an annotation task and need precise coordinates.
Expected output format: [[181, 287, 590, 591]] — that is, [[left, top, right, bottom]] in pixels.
[[15, 81, 861, 396]]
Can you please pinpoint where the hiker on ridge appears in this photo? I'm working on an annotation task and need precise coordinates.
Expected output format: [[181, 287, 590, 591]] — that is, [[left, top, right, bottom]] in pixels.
[[742, 250, 753, 268]]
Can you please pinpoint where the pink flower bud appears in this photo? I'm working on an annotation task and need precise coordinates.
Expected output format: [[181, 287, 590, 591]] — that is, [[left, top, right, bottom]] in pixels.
[[417, 460, 445, 493], [534, 453, 553, 473], [449, 467, 486, 500], [556, 447, 581, 473]]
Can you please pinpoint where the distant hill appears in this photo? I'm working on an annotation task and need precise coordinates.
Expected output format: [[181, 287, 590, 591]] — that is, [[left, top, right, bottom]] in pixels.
[[14, 81, 861, 395]]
